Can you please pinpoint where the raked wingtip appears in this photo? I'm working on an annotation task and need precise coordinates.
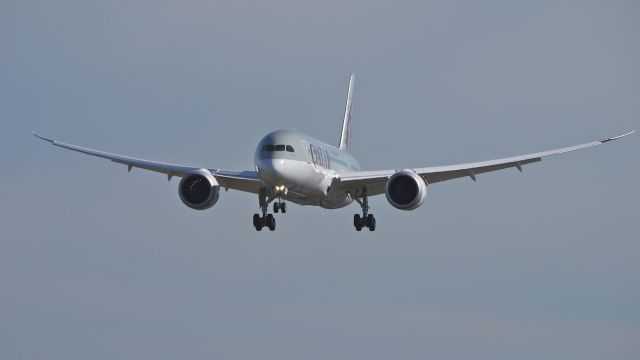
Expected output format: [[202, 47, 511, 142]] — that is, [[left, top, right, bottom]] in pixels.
[[601, 130, 636, 143], [33, 132, 54, 143]]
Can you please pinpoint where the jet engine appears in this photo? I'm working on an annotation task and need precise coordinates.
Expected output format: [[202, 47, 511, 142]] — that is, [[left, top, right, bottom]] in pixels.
[[178, 169, 220, 210], [385, 170, 427, 210]]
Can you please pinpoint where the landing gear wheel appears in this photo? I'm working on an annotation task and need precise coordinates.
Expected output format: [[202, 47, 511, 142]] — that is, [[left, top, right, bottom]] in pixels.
[[266, 214, 276, 231], [354, 214, 363, 231], [367, 214, 376, 231], [256, 192, 278, 231], [253, 213, 263, 231], [353, 187, 377, 231], [280, 202, 287, 213]]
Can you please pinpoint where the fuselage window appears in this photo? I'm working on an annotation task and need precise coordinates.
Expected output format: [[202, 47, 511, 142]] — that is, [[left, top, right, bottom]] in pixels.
[[275, 144, 286, 151], [286, 145, 294, 152], [262, 144, 275, 152]]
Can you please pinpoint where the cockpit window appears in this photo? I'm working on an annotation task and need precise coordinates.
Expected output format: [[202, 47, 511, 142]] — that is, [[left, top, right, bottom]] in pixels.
[[261, 144, 294, 153]]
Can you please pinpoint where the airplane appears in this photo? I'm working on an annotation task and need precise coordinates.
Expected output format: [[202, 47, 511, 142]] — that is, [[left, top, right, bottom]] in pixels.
[[34, 74, 635, 231]]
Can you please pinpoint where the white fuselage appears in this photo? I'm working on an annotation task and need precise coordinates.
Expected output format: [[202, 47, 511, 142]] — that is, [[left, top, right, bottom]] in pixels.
[[253, 130, 360, 208]]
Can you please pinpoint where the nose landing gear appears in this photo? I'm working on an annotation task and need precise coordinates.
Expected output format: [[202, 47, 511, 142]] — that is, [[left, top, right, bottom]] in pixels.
[[273, 200, 287, 214], [353, 187, 376, 231]]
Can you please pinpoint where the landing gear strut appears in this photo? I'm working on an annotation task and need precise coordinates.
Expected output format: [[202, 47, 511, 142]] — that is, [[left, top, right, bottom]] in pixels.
[[253, 188, 290, 231], [353, 187, 376, 231], [253, 192, 276, 231]]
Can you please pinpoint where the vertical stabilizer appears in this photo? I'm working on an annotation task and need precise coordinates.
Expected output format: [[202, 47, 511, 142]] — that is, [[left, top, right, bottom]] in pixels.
[[339, 73, 355, 153]]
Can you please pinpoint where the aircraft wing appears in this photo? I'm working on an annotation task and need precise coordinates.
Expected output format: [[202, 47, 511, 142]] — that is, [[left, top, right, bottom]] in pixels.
[[334, 130, 636, 197], [33, 133, 264, 194]]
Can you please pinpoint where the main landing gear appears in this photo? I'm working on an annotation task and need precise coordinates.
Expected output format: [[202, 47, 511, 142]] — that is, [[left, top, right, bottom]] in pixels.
[[253, 192, 287, 231], [253, 213, 275, 231], [353, 188, 376, 231]]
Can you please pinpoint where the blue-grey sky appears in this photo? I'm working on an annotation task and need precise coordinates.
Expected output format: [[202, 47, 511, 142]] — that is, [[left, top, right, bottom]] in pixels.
[[1, 0, 639, 359]]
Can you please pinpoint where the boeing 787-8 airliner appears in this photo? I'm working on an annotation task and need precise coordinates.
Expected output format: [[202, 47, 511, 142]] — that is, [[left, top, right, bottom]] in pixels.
[[35, 74, 635, 231]]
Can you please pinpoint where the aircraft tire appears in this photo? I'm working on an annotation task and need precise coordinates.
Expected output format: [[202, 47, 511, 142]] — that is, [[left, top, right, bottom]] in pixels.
[[354, 214, 363, 231], [367, 214, 376, 231], [266, 214, 276, 231]]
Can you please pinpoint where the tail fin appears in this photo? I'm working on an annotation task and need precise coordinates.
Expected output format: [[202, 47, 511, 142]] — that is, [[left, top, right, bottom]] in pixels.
[[339, 73, 355, 153]]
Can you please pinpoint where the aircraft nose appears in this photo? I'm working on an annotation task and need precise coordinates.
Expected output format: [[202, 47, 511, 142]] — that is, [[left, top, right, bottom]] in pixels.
[[257, 158, 292, 186]]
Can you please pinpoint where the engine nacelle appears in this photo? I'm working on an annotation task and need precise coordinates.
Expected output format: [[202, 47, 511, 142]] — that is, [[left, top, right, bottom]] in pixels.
[[178, 169, 220, 210], [385, 170, 427, 210]]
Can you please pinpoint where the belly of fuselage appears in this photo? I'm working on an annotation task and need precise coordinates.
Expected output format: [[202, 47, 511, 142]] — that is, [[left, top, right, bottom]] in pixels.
[[255, 158, 352, 209]]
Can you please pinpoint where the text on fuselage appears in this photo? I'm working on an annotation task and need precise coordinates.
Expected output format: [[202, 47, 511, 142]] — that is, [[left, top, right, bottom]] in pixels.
[[308, 144, 331, 169]]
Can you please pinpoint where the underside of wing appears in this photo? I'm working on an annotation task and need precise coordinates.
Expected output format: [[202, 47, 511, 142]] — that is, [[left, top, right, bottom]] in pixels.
[[335, 130, 636, 196], [33, 133, 264, 194], [212, 169, 263, 194]]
